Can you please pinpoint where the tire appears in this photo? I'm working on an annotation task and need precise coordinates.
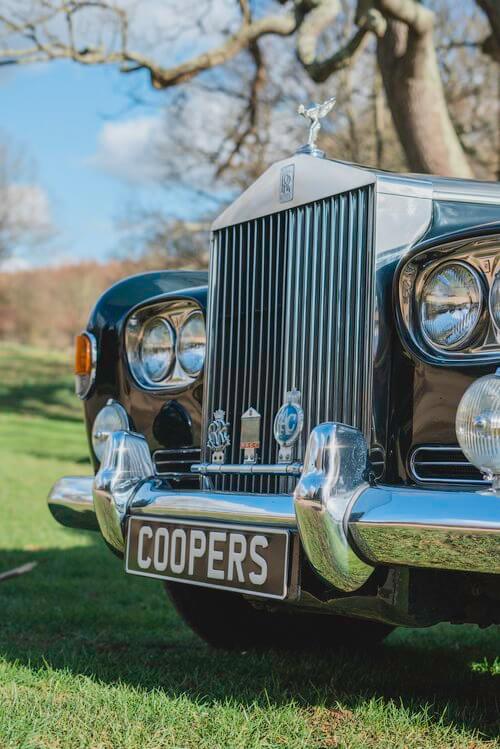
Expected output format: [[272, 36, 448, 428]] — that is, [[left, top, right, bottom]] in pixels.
[[165, 581, 393, 651]]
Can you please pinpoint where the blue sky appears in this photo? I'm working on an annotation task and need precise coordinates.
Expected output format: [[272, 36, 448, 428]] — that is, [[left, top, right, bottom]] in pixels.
[[1, 61, 178, 267]]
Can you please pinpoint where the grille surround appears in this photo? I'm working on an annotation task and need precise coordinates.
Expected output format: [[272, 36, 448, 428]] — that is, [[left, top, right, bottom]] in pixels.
[[202, 186, 375, 494]]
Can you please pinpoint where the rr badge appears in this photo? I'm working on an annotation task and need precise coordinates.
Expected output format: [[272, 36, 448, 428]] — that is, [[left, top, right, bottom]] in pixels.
[[274, 389, 303, 463], [279, 164, 295, 203], [240, 407, 261, 464], [207, 409, 231, 464]]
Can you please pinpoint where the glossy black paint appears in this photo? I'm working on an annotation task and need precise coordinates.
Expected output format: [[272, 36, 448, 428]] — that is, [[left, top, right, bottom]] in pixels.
[[391, 201, 500, 485], [84, 270, 207, 472]]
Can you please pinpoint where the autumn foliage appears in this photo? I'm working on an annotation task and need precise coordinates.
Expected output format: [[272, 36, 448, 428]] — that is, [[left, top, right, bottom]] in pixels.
[[0, 258, 167, 349]]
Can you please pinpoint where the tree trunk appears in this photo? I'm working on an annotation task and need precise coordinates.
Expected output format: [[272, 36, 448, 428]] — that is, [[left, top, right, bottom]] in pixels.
[[377, 18, 473, 178]]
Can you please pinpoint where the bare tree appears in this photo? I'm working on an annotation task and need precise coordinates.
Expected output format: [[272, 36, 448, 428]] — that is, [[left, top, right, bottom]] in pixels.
[[0, 0, 498, 180], [0, 135, 54, 261]]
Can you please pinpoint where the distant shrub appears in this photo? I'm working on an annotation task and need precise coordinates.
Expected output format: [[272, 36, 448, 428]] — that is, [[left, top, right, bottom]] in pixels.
[[0, 257, 172, 349]]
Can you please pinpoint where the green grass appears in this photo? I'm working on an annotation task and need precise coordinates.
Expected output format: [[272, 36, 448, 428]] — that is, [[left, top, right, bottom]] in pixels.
[[0, 342, 498, 748]]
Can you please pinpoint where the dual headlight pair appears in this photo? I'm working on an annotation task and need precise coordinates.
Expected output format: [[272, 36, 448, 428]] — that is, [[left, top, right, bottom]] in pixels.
[[126, 306, 206, 389], [420, 261, 499, 350]]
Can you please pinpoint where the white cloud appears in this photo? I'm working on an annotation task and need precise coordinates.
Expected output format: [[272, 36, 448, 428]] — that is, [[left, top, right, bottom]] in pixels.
[[92, 114, 165, 183], [2, 184, 53, 232], [0, 256, 32, 272]]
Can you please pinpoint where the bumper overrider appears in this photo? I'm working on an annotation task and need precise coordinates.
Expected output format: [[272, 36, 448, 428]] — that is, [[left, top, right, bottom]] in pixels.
[[48, 423, 500, 589]]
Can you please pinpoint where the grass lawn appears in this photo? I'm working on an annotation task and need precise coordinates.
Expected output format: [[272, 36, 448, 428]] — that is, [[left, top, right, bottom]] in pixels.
[[0, 342, 498, 748]]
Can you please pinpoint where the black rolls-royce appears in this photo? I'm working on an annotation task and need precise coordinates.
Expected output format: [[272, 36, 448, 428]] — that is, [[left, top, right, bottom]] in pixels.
[[48, 106, 500, 649]]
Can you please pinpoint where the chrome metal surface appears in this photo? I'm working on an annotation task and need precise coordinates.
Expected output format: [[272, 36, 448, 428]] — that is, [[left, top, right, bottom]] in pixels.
[[294, 423, 374, 592], [240, 407, 261, 464], [129, 485, 297, 527], [274, 389, 304, 463], [93, 430, 155, 554], [431, 177, 500, 205], [51, 427, 500, 581], [398, 234, 500, 365], [297, 96, 336, 158], [349, 484, 500, 575], [47, 476, 97, 530], [213, 156, 375, 230], [206, 409, 231, 464], [204, 183, 375, 494], [125, 299, 204, 392], [75, 330, 97, 400], [192, 462, 303, 476], [409, 445, 488, 486]]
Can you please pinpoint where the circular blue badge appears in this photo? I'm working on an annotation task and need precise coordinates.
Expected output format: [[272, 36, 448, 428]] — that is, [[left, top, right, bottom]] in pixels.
[[273, 402, 304, 447]]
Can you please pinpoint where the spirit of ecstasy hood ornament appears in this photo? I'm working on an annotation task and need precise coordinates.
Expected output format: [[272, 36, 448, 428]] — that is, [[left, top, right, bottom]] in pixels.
[[297, 96, 336, 158]]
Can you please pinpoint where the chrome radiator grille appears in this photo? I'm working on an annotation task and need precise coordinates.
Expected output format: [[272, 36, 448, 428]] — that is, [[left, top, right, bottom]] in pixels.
[[202, 186, 375, 493]]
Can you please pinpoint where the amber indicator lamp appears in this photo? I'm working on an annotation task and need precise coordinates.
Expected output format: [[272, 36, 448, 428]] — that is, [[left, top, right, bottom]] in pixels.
[[75, 333, 92, 376]]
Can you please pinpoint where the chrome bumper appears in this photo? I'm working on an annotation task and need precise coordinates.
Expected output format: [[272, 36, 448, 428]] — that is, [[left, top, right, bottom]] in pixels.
[[48, 426, 500, 587], [47, 476, 98, 531]]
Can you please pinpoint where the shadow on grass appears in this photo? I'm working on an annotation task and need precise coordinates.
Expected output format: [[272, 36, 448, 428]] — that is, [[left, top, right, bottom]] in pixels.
[[0, 537, 499, 738], [0, 381, 81, 423]]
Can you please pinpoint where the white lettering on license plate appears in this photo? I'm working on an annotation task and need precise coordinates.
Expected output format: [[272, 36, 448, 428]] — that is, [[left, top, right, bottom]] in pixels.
[[136, 525, 269, 585]]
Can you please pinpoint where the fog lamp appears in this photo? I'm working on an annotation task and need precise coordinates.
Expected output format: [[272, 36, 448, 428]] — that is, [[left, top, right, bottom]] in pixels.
[[456, 369, 500, 489], [92, 399, 130, 462]]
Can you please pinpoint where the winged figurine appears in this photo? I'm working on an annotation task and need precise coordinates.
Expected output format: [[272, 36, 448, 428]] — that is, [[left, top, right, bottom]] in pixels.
[[298, 96, 336, 151]]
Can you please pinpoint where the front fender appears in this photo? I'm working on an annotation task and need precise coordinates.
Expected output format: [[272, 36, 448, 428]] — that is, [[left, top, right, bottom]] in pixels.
[[83, 269, 208, 471]]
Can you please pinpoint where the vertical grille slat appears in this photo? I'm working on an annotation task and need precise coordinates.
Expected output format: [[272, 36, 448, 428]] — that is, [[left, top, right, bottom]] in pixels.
[[203, 186, 375, 494]]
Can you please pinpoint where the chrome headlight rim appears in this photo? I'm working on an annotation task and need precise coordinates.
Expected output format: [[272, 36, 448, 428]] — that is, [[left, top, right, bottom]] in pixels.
[[125, 300, 204, 392], [396, 235, 500, 367], [418, 260, 485, 352], [139, 316, 176, 384], [176, 309, 206, 377]]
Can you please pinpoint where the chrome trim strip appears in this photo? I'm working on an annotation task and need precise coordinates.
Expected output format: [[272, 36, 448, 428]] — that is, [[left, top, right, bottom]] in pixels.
[[433, 187, 500, 205], [192, 462, 303, 476], [47, 476, 97, 530]]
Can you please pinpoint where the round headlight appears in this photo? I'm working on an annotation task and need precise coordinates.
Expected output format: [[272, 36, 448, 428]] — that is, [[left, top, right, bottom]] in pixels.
[[489, 273, 500, 330], [456, 370, 500, 481], [92, 400, 129, 461], [177, 311, 206, 376], [140, 317, 175, 383], [420, 262, 483, 349]]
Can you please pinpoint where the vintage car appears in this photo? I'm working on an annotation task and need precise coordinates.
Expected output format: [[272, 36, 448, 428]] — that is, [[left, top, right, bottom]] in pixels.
[[48, 102, 500, 649]]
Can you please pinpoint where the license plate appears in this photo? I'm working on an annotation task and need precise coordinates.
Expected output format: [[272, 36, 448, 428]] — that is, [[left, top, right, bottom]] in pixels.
[[125, 516, 290, 600]]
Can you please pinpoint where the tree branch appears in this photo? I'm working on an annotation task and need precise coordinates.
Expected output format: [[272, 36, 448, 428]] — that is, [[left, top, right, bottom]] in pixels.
[[296, 0, 386, 81], [376, 0, 435, 34], [0, 2, 299, 89]]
